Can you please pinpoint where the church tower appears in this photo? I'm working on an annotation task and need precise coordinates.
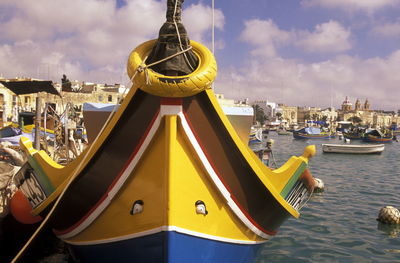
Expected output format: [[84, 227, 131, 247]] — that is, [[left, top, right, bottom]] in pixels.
[[363, 98, 370, 111], [354, 98, 361, 111], [341, 96, 352, 112]]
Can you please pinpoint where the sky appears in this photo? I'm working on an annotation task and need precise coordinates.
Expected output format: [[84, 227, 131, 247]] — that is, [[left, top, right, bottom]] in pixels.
[[1, 0, 400, 110]]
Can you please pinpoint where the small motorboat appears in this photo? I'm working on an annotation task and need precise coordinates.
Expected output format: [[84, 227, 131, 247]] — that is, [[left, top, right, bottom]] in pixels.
[[322, 143, 385, 154]]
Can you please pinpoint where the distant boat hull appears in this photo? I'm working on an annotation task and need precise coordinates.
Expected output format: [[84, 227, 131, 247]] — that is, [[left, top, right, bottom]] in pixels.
[[362, 135, 392, 143], [322, 144, 385, 154], [293, 132, 335, 139]]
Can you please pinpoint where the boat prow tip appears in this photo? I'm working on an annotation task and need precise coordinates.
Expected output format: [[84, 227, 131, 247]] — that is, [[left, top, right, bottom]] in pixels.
[[302, 145, 316, 161]]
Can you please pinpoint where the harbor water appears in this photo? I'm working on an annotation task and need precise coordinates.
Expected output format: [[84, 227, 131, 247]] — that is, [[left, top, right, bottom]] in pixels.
[[254, 132, 400, 263]]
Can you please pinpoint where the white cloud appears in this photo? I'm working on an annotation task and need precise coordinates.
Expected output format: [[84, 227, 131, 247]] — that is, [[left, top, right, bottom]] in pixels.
[[240, 19, 352, 57], [215, 50, 400, 111], [239, 19, 292, 57], [372, 20, 400, 37], [183, 3, 225, 47], [301, 0, 400, 13], [0, 0, 218, 84], [296, 21, 352, 53]]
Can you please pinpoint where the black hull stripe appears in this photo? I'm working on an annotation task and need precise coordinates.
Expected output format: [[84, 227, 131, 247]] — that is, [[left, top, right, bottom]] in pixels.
[[52, 90, 160, 231]]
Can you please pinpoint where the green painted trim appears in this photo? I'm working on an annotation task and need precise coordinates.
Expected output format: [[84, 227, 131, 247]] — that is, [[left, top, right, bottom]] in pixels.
[[280, 162, 306, 198], [27, 155, 55, 195]]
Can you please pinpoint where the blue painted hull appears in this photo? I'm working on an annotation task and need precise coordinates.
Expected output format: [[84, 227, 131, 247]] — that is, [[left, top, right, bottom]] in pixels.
[[69, 231, 263, 263]]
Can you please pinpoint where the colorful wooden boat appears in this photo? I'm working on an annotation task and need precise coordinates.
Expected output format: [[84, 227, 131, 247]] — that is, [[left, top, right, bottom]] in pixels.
[[293, 127, 335, 139], [10, 42, 317, 262], [322, 143, 385, 154], [362, 129, 393, 143], [9, 4, 317, 262], [363, 134, 393, 143]]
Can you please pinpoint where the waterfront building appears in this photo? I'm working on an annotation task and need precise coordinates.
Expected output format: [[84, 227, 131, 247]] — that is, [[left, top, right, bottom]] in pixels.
[[297, 106, 322, 126], [0, 81, 17, 126], [320, 107, 338, 123], [278, 104, 298, 127], [253, 100, 277, 120], [0, 77, 124, 127]]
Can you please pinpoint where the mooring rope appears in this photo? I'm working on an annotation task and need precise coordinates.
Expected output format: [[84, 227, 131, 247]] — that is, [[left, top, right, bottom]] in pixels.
[[135, 45, 193, 85]]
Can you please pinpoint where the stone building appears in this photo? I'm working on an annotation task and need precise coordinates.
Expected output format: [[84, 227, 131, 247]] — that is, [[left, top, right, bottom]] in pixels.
[[278, 104, 298, 126], [0, 82, 17, 125], [297, 106, 322, 125], [252, 100, 277, 120], [0, 78, 124, 127]]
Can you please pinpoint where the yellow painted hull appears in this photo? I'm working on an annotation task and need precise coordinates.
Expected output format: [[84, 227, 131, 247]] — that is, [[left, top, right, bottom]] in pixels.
[[18, 89, 315, 244]]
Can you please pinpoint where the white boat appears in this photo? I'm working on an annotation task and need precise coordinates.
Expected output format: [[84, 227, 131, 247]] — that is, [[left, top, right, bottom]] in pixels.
[[217, 94, 254, 144], [322, 143, 385, 154]]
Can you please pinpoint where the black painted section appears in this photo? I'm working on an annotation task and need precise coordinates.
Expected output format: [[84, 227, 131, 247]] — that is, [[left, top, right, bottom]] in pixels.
[[52, 89, 160, 231]]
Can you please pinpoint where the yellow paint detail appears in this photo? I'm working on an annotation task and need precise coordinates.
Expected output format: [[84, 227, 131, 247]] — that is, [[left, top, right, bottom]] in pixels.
[[127, 40, 217, 98], [66, 115, 263, 244]]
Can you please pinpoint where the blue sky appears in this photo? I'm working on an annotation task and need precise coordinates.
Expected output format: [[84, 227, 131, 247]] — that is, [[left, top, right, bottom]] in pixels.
[[1, 0, 400, 110]]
